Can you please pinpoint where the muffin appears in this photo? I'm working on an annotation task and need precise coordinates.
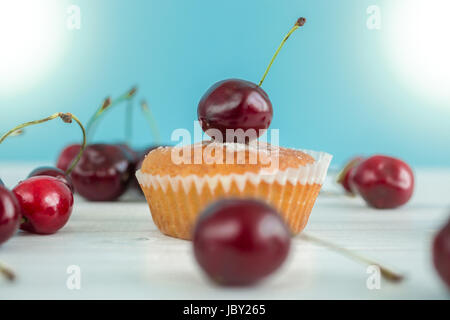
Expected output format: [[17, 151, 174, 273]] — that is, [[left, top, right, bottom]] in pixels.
[[136, 141, 332, 240]]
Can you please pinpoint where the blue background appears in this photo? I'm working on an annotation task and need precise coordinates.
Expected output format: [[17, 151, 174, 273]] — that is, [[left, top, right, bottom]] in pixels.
[[0, 0, 449, 167]]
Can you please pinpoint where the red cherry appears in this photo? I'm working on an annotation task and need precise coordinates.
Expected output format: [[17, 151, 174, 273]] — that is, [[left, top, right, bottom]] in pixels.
[[337, 156, 364, 194], [352, 155, 414, 209], [193, 199, 291, 286], [70, 144, 134, 201], [13, 176, 73, 234], [0, 185, 21, 245], [56, 144, 82, 172], [197, 18, 306, 142], [0, 178, 4, 187], [433, 218, 450, 288], [198, 79, 273, 142], [28, 166, 74, 193]]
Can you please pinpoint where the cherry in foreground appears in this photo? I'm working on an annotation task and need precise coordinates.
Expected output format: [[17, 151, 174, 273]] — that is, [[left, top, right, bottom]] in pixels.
[[13, 176, 73, 234], [193, 199, 291, 286], [433, 217, 450, 288], [351, 155, 414, 209], [0, 184, 21, 245]]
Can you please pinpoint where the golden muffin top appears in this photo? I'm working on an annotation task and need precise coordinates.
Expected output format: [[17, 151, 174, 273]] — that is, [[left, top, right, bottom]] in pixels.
[[140, 141, 315, 177]]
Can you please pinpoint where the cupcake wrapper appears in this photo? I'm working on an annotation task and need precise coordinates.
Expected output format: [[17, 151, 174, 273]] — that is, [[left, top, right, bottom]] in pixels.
[[137, 150, 332, 240]]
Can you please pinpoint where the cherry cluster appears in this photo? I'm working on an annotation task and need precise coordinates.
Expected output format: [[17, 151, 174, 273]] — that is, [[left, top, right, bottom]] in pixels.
[[0, 113, 84, 245], [0, 88, 160, 247], [55, 89, 162, 202]]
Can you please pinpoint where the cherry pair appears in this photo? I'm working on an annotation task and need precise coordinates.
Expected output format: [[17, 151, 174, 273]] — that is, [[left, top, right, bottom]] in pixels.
[[0, 113, 86, 238], [55, 89, 162, 201], [1, 170, 74, 244], [337, 155, 414, 209]]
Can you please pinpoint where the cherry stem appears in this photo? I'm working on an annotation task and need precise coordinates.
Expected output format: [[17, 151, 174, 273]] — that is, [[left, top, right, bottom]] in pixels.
[[258, 17, 306, 87], [85, 86, 138, 141], [0, 261, 16, 282], [299, 233, 404, 283], [141, 100, 161, 143], [125, 99, 134, 145], [0, 113, 86, 176]]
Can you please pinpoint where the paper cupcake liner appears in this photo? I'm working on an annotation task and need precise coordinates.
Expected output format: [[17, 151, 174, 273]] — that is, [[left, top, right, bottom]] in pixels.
[[137, 150, 332, 240]]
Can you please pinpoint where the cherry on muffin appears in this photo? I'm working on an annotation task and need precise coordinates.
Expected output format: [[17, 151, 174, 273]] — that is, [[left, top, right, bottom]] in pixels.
[[0, 112, 86, 234], [198, 17, 306, 142]]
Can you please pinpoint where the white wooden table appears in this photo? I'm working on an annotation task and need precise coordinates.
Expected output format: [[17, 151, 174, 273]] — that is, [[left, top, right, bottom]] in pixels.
[[0, 164, 449, 300]]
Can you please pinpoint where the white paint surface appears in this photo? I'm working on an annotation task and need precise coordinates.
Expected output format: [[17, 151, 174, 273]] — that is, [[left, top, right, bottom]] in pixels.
[[0, 164, 449, 299]]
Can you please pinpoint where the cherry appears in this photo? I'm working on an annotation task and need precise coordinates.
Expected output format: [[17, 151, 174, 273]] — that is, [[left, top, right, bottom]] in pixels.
[[198, 80, 273, 142], [56, 144, 82, 172], [58, 143, 132, 175], [336, 156, 364, 195], [193, 198, 291, 286], [433, 218, 450, 288], [197, 18, 306, 142], [55, 88, 139, 201], [0, 178, 4, 187], [28, 166, 74, 193], [351, 155, 414, 209], [70, 144, 134, 201], [0, 185, 21, 245], [13, 176, 73, 234]]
